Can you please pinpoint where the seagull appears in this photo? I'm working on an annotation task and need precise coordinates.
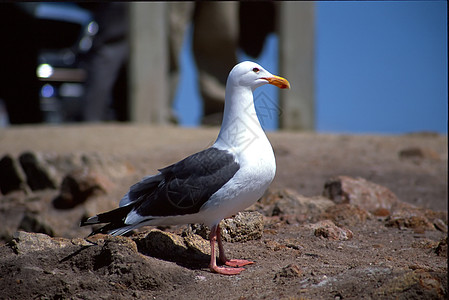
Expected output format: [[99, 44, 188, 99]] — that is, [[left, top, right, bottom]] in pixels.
[[80, 61, 290, 275]]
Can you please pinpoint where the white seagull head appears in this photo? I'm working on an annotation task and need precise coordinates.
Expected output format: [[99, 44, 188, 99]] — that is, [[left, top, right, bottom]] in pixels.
[[227, 61, 290, 91]]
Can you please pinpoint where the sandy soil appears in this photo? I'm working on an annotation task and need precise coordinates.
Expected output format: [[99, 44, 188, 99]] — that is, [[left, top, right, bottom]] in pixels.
[[0, 124, 447, 299]]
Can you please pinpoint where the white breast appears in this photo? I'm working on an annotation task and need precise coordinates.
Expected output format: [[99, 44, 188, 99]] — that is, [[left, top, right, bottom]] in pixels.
[[200, 137, 276, 227]]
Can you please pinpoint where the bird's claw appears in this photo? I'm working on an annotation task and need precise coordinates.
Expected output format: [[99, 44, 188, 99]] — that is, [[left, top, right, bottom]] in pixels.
[[211, 265, 246, 275], [224, 259, 254, 268]]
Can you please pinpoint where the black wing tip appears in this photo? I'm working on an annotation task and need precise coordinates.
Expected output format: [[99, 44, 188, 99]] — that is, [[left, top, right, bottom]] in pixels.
[[80, 204, 135, 237], [80, 218, 122, 237], [87, 225, 111, 237], [87, 222, 134, 237], [80, 215, 107, 236], [80, 216, 99, 227], [80, 205, 134, 227]]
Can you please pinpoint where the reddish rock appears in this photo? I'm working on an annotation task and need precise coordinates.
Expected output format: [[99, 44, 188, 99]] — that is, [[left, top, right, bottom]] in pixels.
[[434, 237, 447, 257], [264, 239, 287, 251], [133, 229, 210, 265], [386, 209, 435, 232], [220, 211, 264, 242], [417, 209, 448, 232], [53, 169, 108, 209], [433, 218, 448, 233], [385, 205, 447, 233], [256, 188, 334, 222], [321, 203, 371, 227], [323, 176, 399, 213], [411, 239, 439, 250], [310, 220, 353, 241], [274, 263, 303, 282], [184, 211, 264, 242], [375, 269, 446, 299], [134, 229, 190, 259], [373, 207, 391, 217]]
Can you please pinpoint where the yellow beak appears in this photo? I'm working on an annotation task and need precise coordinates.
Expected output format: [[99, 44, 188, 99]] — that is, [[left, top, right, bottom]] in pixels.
[[263, 75, 291, 89]]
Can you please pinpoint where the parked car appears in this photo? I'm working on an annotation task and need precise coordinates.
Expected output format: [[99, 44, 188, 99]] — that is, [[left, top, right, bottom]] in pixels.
[[30, 3, 98, 122]]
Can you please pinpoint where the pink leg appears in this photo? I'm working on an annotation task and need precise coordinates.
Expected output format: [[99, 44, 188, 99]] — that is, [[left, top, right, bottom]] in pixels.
[[209, 225, 246, 275], [216, 224, 254, 268]]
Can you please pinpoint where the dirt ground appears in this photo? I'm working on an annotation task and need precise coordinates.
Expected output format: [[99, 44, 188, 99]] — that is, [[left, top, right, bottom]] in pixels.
[[0, 124, 447, 299]]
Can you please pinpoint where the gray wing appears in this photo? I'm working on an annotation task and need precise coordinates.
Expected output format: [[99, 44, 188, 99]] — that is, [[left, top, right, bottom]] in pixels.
[[123, 147, 240, 217]]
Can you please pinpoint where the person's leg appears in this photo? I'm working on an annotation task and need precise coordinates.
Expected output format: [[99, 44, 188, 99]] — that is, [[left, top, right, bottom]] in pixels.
[[82, 41, 128, 121], [192, 2, 239, 126], [167, 2, 195, 123], [80, 3, 129, 122]]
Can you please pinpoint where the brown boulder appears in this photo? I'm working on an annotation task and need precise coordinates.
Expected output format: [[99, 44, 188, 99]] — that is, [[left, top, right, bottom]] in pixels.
[[323, 176, 399, 214], [220, 211, 264, 242], [434, 237, 447, 257], [53, 169, 109, 209], [375, 269, 446, 299], [185, 211, 265, 242], [257, 188, 334, 222], [273, 263, 303, 283], [321, 203, 371, 227], [309, 220, 353, 241], [133, 229, 210, 266], [386, 206, 447, 233]]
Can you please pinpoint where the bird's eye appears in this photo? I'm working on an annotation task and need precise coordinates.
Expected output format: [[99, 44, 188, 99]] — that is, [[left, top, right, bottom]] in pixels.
[[252, 67, 260, 73]]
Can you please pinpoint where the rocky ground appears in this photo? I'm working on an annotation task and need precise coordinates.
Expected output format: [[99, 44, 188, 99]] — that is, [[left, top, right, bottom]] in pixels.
[[0, 124, 447, 299]]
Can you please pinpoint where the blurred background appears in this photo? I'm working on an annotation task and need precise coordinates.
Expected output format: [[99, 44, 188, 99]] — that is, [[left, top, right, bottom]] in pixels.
[[0, 2, 447, 134]]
